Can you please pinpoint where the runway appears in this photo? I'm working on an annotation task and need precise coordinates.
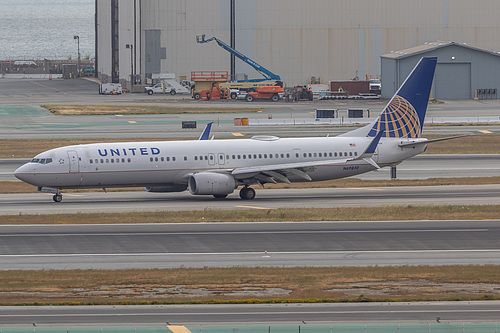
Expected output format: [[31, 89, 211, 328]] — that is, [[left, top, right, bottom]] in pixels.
[[1, 302, 500, 326], [1, 184, 500, 216], [1, 220, 500, 270]]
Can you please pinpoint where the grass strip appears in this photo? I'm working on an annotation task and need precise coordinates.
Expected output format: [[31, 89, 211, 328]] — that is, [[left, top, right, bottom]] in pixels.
[[0, 265, 499, 305], [42, 104, 261, 115], [1, 134, 498, 158], [1, 205, 499, 224]]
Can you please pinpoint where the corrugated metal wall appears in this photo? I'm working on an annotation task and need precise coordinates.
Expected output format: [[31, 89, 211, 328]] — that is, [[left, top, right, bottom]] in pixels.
[[98, 0, 500, 86]]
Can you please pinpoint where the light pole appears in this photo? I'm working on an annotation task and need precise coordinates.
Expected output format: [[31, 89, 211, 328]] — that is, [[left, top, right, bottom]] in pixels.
[[126, 43, 134, 88], [73, 35, 80, 77]]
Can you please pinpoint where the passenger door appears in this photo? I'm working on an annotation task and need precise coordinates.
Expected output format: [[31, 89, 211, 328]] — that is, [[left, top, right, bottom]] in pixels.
[[67, 150, 80, 173]]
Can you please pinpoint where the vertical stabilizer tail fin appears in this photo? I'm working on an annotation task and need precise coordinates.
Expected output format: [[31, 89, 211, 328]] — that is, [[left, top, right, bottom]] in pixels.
[[368, 56, 437, 138], [340, 57, 437, 138]]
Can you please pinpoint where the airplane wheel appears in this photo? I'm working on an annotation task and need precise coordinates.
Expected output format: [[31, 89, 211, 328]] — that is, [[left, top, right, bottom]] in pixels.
[[239, 187, 255, 200], [53, 194, 62, 202], [213, 194, 228, 199]]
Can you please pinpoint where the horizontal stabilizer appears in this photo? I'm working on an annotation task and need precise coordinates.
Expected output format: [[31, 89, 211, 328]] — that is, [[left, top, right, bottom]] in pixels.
[[398, 135, 470, 148]]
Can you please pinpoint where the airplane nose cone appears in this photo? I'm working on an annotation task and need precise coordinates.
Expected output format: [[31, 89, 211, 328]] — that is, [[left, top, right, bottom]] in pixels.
[[14, 163, 32, 183]]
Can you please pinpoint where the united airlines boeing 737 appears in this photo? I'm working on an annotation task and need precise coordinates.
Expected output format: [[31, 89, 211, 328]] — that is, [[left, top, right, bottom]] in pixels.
[[15, 57, 456, 202]]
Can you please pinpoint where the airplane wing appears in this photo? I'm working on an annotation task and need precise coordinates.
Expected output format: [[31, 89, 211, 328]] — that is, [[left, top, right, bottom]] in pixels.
[[231, 158, 350, 184], [198, 122, 213, 140], [230, 130, 385, 184]]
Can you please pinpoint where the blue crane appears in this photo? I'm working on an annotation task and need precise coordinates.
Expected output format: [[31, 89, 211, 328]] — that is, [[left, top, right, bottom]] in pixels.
[[196, 34, 281, 82]]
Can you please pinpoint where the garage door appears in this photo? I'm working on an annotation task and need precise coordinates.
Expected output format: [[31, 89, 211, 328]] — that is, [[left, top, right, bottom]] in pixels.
[[434, 63, 471, 100]]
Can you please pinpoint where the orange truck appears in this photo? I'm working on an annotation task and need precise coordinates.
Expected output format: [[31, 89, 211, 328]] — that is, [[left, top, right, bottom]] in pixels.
[[245, 85, 284, 102], [198, 82, 230, 100]]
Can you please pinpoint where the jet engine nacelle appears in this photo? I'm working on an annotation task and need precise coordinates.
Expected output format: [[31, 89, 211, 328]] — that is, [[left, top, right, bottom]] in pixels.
[[188, 172, 236, 195], [144, 184, 187, 192]]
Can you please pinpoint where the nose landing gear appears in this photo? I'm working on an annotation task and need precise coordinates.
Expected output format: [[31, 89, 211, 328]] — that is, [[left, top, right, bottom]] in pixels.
[[53, 194, 62, 202]]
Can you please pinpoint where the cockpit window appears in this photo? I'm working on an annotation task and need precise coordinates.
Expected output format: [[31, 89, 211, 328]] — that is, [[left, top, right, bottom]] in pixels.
[[30, 158, 53, 164]]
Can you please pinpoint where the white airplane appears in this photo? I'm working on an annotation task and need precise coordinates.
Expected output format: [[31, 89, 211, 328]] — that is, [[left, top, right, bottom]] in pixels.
[[15, 57, 459, 202]]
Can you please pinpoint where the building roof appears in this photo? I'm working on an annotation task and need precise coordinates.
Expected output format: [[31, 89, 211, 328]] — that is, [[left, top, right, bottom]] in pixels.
[[382, 41, 500, 59]]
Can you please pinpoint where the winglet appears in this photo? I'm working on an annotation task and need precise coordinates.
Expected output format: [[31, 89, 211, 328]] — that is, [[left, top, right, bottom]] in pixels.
[[198, 122, 213, 140], [350, 128, 385, 168]]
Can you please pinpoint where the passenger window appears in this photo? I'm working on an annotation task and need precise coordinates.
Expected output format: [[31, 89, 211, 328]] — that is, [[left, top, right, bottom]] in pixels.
[[334, 153, 337, 157], [161, 157, 164, 162], [280, 154, 284, 158], [254, 154, 257, 159], [259, 154, 262, 159], [166, 157, 170, 162], [319, 153, 322, 157], [238, 155, 241, 159], [308, 153, 312, 158], [232, 155, 236, 159], [106, 159, 109, 163], [173, 157, 176, 161], [303, 153, 306, 158], [155, 157, 159, 162], [264, 154, 267, 158], [226, 155, 230, 159], [243, 155, 246, 159], [95, 159, 98, 164], [355, 152, 358, 156], [150, 157, 153, 162], [329, 152, 332, 157], [116, 159, 119, 163], [286, 153, 290, 158], [101, 159, 104, 163], [90, 159, 93, 164], [194, 156, 198, 161], [209, 155, 213, 160], [184, 156, 187, 161], [128, 158, 131, 162], [111, 159, 114, 163], [349, 152, 353, 156]]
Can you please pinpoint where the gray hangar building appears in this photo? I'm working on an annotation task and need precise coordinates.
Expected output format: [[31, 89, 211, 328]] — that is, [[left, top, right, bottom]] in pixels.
[[381, 42, 500, 100], [96, 0, 500, 97]]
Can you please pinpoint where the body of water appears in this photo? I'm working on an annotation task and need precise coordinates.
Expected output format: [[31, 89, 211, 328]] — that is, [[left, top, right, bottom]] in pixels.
[[0, 0, 94, 60]]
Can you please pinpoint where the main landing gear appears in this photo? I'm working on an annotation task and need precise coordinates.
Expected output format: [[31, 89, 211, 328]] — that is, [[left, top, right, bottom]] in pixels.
[[239, 186, 256, 200], [53, 194, 62, 202]]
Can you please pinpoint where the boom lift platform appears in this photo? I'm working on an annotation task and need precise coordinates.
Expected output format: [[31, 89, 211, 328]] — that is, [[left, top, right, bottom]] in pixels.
[[196, 34, 282, 83]]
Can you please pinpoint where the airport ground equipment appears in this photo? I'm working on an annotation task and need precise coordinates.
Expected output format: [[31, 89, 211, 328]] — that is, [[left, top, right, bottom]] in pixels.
[[196, 34, 281, 82], [146, 73, 190, 95], [190, 71, 229, 100], [199, 82, 230, 101], [98, 83, 122, 95], [245, 85, 284, 102]]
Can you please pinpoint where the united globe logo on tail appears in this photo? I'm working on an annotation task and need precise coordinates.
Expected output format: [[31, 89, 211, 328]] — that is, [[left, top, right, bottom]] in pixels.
[[368, 95, 421, 138]]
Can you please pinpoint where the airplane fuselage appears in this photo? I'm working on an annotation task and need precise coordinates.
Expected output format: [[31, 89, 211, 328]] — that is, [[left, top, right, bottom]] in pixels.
[[15, 136, 425, 190]]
